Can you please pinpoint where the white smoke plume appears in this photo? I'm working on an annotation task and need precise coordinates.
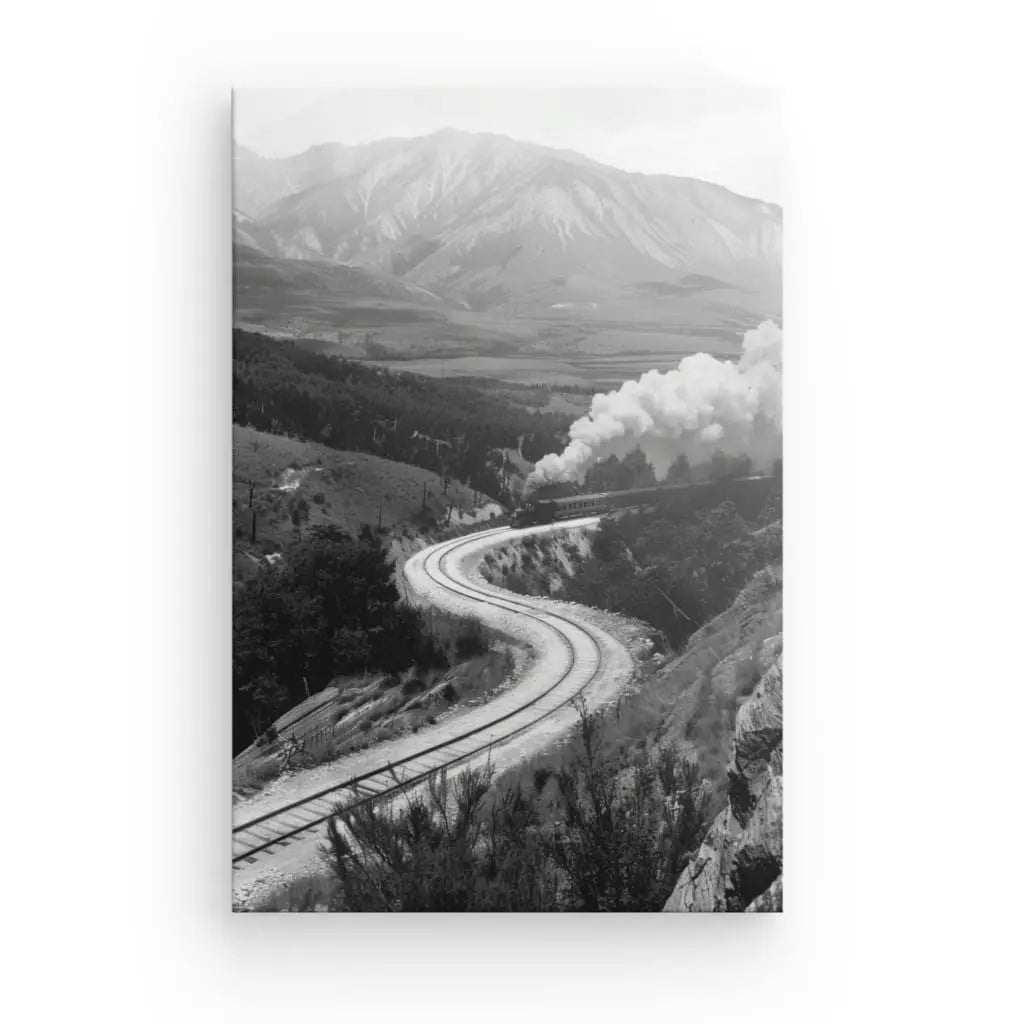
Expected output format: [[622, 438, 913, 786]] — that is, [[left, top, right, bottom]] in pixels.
[[526, 320, 782, 493]]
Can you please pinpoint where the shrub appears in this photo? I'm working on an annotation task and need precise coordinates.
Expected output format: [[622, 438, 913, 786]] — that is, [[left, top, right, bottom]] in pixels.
[[441, 683, 457, 702], [321, 704, 710, 912], [453, 620, 488, 659], [401, 677, 425, 697]]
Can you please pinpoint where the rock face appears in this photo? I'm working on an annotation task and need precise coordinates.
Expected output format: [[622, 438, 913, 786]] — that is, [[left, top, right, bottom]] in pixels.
[[663, 653, 783, 912]]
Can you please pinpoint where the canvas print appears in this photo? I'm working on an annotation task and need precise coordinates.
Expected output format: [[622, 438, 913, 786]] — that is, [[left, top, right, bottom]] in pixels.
[[231, 86, 782, 912]]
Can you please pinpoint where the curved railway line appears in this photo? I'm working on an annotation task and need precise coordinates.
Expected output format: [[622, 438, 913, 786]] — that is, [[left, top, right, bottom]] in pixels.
[[232, 523, 617, 867]]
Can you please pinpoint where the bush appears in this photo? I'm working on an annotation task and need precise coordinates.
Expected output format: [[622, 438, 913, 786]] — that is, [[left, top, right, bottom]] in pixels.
[[441, 683, 458, 703], [321, 704, 710, 912], [401, 677, 425, 697], [453, 620, 488, 659]]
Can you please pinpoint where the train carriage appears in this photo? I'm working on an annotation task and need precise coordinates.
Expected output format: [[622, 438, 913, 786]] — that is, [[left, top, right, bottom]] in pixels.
[[511, 476, 772, 528], [512, 486, 659, 527]]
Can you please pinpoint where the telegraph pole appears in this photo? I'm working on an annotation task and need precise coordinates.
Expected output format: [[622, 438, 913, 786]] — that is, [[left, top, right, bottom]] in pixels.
[[248, 479, 257, 541]]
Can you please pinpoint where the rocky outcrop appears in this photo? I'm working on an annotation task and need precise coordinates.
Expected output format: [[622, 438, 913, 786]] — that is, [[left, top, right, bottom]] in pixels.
[[664, 653, 783, 912]]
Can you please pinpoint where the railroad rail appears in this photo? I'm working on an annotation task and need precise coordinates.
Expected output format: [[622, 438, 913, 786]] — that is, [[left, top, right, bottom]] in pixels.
[[232, 523, 608, 866]]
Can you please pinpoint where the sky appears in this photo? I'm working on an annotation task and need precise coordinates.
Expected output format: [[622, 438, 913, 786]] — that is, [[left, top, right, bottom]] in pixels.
[[233, 83, 782, 204]]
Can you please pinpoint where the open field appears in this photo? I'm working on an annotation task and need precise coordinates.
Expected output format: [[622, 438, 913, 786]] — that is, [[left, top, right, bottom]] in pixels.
[[362, 344, 741, 389], [234, 247, 774, 388]]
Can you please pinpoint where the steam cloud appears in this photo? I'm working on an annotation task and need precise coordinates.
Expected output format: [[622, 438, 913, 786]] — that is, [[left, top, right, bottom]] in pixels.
[[526, 320, 782, 493]]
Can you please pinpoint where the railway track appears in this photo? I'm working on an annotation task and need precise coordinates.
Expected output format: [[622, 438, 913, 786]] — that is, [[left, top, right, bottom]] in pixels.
[[232, 523, 610, 867]]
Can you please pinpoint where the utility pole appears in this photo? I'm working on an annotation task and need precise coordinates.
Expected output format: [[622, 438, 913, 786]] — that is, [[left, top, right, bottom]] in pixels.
[[421, 481, 427, 512], [248, 479, 257, 542], [377, 500, 383, 530]]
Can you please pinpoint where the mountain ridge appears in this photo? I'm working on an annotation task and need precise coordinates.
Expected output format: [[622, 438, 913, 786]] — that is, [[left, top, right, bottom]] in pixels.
[[234, 129, 781, 317], [235, 129, 781, 213]]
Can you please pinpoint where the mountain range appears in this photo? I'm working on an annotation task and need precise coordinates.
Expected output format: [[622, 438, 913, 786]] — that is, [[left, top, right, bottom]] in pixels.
[[233, 129, 781, 358]]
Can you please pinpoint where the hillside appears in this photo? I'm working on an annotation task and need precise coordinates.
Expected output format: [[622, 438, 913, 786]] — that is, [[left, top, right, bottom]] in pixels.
[[232, 330, 571, 499], [233, 426, 496, 579], [664, 643, 783, 912], [233, 130, 781, 343]]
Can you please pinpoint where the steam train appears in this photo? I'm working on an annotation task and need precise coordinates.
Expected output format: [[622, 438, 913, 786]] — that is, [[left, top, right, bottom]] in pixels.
[[510, 476, 772, 528], [512, 483, 686, 528]]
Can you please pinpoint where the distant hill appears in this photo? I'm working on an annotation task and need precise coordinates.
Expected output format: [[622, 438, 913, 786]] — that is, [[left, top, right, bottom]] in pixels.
[[234, 129, 781, 322]]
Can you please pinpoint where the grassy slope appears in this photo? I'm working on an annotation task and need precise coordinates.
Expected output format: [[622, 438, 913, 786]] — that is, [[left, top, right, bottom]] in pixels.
[[233, 425, 496, 579]]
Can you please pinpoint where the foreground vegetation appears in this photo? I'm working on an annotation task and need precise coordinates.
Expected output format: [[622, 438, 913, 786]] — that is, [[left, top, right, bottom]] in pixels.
[[291, 703, 711, 912]]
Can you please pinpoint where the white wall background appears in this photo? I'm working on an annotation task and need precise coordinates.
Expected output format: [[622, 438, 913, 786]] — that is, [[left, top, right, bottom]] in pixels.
[[3, 1, 1022, 1021]]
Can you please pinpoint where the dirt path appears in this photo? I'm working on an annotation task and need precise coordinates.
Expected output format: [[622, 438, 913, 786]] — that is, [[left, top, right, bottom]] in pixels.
[[231, 519, 637, 907]]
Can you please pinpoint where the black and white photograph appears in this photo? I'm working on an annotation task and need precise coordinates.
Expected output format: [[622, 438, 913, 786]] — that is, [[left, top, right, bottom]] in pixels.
[[231, 85, 783, 911], [10, 0, 1024, 1017]]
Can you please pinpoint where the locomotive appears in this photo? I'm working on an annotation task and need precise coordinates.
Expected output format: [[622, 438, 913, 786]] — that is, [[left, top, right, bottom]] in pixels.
[[510, 476, 772, 528], [512, 484, 681, 527]]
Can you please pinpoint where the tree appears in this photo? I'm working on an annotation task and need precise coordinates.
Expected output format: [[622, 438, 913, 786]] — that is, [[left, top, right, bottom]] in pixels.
[[288, 494, 310, 537], [546, 701, 710, 910], [232, 523, 450, 752], [238, 672, 289, 739]]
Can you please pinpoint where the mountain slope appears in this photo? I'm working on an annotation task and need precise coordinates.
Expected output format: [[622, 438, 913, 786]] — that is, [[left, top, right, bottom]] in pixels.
[[234, 130, 781, 316]]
